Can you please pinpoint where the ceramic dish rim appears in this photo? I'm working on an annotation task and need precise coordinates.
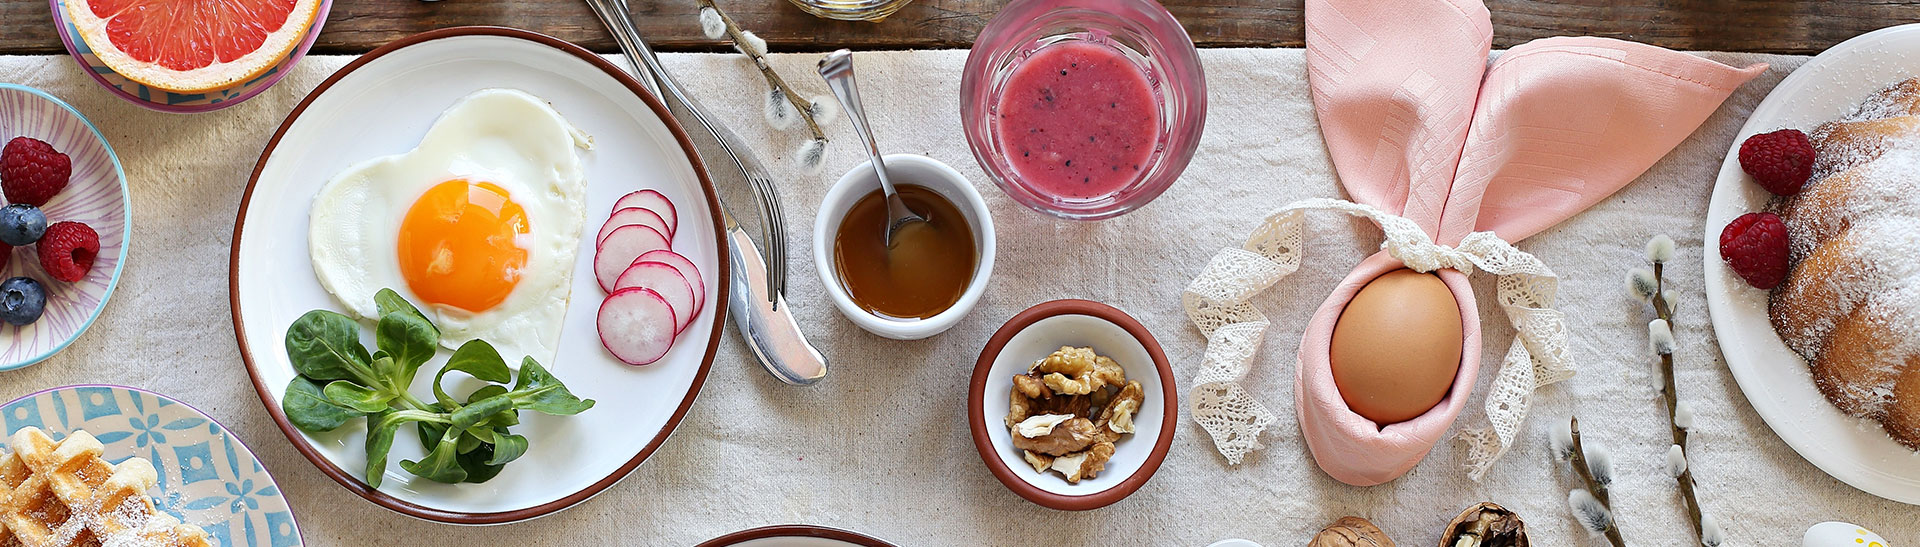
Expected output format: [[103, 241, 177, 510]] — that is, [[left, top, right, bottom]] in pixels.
[[2, 383, 307, 544], [1702, 22, 1920, 505], [0, 83, 133, 373], [694, 524, 898, 547], [966, 298, 1176, 511], [45, 0, 333, 114], [226, 26, 731, 524]]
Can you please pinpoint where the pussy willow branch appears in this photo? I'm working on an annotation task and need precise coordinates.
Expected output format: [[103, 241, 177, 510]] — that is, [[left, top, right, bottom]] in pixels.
[[695, 0, 827, 141], [1651, 261, 1707, 539], [1569, 417, 1627, 547]]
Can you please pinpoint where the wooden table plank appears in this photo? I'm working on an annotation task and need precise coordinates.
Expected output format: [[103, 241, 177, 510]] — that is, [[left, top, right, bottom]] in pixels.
[[5, 0, 1920, 56]]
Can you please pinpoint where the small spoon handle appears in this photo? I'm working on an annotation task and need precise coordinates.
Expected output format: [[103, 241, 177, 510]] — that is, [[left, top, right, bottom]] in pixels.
[[818, 50, 895, 193]]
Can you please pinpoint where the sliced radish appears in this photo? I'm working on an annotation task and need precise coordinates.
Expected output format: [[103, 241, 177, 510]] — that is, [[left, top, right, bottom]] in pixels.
[[594, 225, 670, 293], [598, 287, 678, 365], [614, 189, 677, 237], [634, 249, 705, 314], [616, 262, 696, 333], [597, 207, 672, 245]]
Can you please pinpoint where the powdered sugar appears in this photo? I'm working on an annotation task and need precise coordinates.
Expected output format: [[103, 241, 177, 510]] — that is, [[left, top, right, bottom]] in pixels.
[[1773, 78, 1920, 446]]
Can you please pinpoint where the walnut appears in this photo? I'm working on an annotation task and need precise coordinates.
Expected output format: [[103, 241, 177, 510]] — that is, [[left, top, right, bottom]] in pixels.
[[1011, 417, 1099, 456], [1014, 414, 1076, 438], [1012, 374, 1048, 399], [1034, 391, 1092, 418], [1008, 382, 1036, 428], [1005, 346, 1138, 484], [1049, 441, 1115, 484], [1022, 450, 1053, 473], [1033, 347, 1126, 395], [1097, 381, 1144, 436], [1308, 516, 1395, 547]]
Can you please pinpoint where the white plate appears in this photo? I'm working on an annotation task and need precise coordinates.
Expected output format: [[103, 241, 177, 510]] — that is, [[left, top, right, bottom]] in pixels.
[[231, 28, 727, 523], [979, 314, 1166, 496], [696, 525, 897, 547], [1705, 23, 1920, 505]]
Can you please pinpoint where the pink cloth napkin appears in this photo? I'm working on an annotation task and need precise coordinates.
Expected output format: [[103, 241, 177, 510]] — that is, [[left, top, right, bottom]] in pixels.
[[1297, 0, 1764, 485]]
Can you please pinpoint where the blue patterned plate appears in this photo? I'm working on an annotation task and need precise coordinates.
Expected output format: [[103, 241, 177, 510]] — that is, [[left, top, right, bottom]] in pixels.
[[2, 385, 302, 546]]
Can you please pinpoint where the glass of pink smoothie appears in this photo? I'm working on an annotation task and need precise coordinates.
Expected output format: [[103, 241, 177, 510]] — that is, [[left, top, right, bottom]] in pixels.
[[961, 0, 1205, 220]]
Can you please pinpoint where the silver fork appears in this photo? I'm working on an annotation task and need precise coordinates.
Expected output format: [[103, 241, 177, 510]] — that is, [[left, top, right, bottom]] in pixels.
[[583, 0, 785, 298], [586, 0, 828, 385]]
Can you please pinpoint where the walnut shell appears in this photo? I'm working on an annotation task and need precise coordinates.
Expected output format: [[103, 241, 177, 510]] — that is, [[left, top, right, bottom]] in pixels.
[[1438, 502, 1527, 547], [1308, 516, 1395, 547]]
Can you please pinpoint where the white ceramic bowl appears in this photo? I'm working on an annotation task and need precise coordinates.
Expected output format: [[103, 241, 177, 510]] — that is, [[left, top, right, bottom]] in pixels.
[[813, 154, 996, 340], [967, 299, 1176, 511]]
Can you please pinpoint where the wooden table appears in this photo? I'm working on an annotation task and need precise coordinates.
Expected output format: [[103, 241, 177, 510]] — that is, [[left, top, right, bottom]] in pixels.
[[3, 0, 1919, 56]]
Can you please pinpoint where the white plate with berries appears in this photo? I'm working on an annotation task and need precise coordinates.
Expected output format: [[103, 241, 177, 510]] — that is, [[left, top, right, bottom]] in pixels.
[[1705, 23, 1920, 504], [0, 84, 128, 372]]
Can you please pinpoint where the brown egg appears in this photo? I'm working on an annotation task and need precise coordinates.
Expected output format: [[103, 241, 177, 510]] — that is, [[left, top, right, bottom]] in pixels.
[[1329, 269, 1463, 425]]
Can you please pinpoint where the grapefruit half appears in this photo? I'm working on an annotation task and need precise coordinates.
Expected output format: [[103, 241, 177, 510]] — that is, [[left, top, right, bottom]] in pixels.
[[65, 0, 321, 93]]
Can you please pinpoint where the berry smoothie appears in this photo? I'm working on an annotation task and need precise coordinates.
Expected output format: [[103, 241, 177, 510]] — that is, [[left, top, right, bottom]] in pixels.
[[993, 41, 1160, 201]]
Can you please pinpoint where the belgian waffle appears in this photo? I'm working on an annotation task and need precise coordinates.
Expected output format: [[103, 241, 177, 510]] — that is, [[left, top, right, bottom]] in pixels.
[[0, 427, 211, 547]]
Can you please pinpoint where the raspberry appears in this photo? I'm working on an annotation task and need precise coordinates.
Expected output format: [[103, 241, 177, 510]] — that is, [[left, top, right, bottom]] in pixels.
[[0, 137, 71, 207], [0, 242, 9, 270], [1738, 129, 1815, 196], [37, 221, 98, 282], [1719, 212, 1791, 289]]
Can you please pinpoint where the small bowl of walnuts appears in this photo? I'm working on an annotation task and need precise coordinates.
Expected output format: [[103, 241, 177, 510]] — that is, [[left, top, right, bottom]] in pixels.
[[968, 299, 1176, 511]]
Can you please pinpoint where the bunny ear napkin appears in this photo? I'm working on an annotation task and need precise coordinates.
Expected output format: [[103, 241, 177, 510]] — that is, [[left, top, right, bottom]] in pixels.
[[1183, 0, 1763, 484]]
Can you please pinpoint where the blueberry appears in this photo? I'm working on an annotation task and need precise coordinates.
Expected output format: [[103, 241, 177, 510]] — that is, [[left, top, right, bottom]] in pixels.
[[0, 277, 45, 326], [0, 204, 47, 246]]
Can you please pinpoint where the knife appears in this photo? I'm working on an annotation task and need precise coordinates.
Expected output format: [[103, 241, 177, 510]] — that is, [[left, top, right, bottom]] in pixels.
[[585, 0, 830, 385]]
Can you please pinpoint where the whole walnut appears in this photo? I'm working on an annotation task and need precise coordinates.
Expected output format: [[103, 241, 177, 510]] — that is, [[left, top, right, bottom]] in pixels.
[[1308, 516, 1395, 547]]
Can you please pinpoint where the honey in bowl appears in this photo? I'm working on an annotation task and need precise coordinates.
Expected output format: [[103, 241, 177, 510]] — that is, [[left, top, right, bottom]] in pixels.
[[833, 185, 978, 319]]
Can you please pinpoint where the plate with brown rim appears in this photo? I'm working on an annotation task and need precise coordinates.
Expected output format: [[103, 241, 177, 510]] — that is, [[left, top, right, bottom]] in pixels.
[[967, 299, 1176, 511], [696, 525, 897, 547], [229, 27, 727, 524]]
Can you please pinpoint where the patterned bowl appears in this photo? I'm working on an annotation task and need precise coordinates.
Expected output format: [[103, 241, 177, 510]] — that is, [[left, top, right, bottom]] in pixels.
[[2, 385, 303, 547], [45, 0, 331, 113], [0, 84, 130, 372]]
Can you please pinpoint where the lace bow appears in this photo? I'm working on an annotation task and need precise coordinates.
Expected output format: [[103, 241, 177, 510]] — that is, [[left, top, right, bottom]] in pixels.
[[1181, 198, 1573, 479]]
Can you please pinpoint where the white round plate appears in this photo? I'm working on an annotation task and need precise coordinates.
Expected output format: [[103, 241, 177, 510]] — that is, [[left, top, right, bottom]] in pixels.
[[979, 314, 1167, 496], [3, 385, 302, 546], [696, 525, 897, 547], [230, 28, 727, 523], [1705, 23, 1920, 505]]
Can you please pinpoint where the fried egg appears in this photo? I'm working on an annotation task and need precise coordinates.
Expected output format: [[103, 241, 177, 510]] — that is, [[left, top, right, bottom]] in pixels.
[[308, 88, 590, 364]]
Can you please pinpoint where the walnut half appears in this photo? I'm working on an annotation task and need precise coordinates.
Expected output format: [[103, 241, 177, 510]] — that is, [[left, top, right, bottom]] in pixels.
[[1011, 416, 1099, 456], [1096, 381, 1145, 437], [1049, 441, 1115, 484]]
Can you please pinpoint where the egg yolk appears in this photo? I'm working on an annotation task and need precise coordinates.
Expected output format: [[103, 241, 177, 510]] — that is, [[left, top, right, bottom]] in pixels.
[[397, 180, 529, 313]]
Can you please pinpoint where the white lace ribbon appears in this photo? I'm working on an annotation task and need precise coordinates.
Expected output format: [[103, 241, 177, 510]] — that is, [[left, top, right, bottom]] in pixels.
[[1181, 198, 1573, 479]]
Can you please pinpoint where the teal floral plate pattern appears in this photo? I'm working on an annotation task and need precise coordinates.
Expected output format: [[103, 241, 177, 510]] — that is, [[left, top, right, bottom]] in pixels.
[[2, 385, 302, 546]]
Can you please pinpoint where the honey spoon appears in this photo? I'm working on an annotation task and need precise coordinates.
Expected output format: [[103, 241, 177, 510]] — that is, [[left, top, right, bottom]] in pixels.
[[818, 49, 926, 247]]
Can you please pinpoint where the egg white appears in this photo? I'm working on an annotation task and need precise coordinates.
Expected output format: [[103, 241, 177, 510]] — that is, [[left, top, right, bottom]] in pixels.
[[308, 88, 591, 365]]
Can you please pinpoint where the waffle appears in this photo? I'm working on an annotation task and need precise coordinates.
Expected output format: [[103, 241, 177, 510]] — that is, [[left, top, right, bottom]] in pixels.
[[0, 427, 212, 547]]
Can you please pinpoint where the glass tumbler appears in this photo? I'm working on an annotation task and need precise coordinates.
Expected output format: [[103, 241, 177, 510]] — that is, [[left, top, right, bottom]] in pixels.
[[960, 0, 1206, 220]]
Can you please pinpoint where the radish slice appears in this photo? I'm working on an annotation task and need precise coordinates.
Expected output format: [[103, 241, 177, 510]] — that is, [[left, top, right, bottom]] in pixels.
[[615, 262, 696, 332], [634, 249, 705, 314], [594, 225, 670, 293], [614, 190, 677, 237], [598, 287, 678, 365], [598, 207, 672, 245]]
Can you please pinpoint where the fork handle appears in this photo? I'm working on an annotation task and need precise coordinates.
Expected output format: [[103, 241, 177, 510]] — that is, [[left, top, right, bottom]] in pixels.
[[585, 0, 786, 298]]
